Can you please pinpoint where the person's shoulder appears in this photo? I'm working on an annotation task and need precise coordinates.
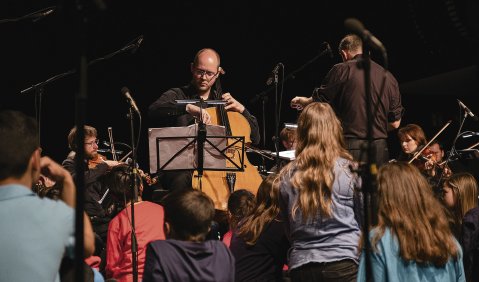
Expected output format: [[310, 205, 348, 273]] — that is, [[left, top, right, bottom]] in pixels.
[[40, 196, 74, 212], [30, 196, 75, 225], [148, 238, 170, 251], [206, 240, 235, 260], [143, 201, 165, 212], [167, 84, 192, 95], [464, 206, 479, 223], [336, 157, 358, 171], [62, 154, 75, 165], [330, 61, 350, 72]]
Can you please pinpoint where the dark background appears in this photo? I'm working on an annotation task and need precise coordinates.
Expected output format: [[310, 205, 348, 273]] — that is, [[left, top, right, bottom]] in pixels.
[[1, 0, 478, 171]]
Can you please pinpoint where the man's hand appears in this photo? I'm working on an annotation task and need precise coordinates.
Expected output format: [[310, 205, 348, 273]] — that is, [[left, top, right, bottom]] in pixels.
[[223, 92, 245, 113], [40, 156, 72, 183], [40, 156, 75, 207], [186, 104, 211, 124], [103, 160, 121, 168], [290, 96, 313, 111]]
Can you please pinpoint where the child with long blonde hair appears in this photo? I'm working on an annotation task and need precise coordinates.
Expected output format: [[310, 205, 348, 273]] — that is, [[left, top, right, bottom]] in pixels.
[[278, 102, 361, 281], [358, 162, 464, 281]]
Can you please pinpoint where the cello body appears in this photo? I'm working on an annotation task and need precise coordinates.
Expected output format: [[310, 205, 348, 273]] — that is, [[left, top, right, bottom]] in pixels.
[[192, 107, 263, 210]]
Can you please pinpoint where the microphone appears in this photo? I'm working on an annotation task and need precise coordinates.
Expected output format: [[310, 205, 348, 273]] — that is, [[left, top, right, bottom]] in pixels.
[[458, 99, 478, 121], [121, 87, 140, 114], [125, 157, 139, 168], [30, 6, 56, 22], [130, 35, 144, 54], [461, 132, 479, 138], [319, 42, 334, 58], [344, 18, 386, 53], [266, 63, 282, 86]]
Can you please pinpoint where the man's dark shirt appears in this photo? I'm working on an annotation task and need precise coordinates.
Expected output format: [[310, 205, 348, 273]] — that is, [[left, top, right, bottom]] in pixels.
[[62, 153, 112, 218], [148, 83, 261, 145], [313, 55, 404, 140]]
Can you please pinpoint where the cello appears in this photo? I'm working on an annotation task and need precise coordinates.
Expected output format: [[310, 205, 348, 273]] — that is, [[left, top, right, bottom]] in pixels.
[[192, 73, 263, 211]]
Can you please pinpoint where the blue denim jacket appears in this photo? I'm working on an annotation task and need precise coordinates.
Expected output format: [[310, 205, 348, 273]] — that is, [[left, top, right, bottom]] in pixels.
[[279, 157, 362, 270]]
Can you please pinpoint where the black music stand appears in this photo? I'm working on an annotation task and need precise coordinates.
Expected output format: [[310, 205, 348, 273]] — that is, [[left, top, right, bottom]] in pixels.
[[148, 99, 247, 192]]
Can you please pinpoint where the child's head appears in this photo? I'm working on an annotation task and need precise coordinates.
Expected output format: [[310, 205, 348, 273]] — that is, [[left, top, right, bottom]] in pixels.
[[443, 172, 478, 217], [374, 162, 458, 266], [227, 189, 255, 230], [104, 164, 143, 204], [162, 189, 215, 242]]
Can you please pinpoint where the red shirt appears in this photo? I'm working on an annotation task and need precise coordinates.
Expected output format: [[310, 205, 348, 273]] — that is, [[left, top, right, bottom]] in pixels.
[[106, 201, 165, 282], [222, 229, 232, 247]]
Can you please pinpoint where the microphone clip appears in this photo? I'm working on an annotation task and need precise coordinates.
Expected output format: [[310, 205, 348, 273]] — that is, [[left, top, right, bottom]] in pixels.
[[266, 63, 282, 86]]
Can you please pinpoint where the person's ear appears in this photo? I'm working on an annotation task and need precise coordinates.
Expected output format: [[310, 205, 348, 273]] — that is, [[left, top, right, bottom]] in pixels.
[[340, 50, 348, 62], [30, 149, 42, 183], [190, 62, 195, 73], [164, 221, 171, 236]]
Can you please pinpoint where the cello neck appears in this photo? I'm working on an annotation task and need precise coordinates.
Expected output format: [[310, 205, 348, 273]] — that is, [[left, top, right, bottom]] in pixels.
[[214, 78, 232, 135]]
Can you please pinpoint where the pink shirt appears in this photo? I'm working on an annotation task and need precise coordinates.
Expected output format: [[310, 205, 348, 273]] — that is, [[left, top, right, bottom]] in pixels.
[[222, 229, 233, 247], [106, 201, 165, 282]]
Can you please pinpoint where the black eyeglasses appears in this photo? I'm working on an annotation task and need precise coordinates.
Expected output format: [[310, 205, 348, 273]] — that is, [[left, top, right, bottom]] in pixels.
[[84, 139, 99, 147], [193, 68, 217, 78]]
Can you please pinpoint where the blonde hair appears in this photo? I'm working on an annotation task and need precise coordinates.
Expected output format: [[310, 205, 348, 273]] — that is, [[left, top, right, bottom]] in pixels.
[[445, 172, 479, 226], [282, 102, 352, 221], [373, 162, 458, 266]]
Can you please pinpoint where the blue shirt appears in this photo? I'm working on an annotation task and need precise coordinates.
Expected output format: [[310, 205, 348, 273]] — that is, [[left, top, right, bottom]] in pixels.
[[279, 157, 362, 270], [357, 228, 465, 282], [0, 184, 74, 282]]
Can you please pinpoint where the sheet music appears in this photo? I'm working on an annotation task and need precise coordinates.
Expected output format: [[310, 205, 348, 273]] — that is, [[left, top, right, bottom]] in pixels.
[[148, 124, 227, 173], [271, 149, 296, 160]]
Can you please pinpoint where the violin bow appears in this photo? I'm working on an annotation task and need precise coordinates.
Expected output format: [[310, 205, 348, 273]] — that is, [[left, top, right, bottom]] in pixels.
[[409, 120, 452, 164], [107, 127, 118, 161]]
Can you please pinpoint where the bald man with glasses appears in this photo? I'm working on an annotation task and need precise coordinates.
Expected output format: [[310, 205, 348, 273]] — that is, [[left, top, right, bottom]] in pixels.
[[148, 48, 260, 193]]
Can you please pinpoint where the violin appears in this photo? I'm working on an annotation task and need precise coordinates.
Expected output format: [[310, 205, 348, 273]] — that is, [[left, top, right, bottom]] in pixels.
[[88, 153, 108, 169], [410, 146, 452, 179]]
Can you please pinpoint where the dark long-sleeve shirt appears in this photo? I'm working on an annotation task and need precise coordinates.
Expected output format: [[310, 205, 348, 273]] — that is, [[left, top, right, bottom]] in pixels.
[[313, 55, 404, 139], [148, 83, 260, 145], [62, 153, 110, 218]]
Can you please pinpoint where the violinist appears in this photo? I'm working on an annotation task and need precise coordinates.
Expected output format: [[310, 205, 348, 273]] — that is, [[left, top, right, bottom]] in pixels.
[[428, 140, 445, 163], [396, 124, 427, 162], [396, 124, 450, 193], [148, 48, 260, 192], [62, 125, 121, 257]]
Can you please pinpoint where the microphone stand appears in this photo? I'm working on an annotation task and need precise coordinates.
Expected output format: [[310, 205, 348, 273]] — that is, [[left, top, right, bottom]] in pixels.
[[0, 6, 56, 24], [67, 1, 88, 281], [273, 69, 281, 171], [19, 35, 143, 143], [260, 95, 268, 174], [358, 45, 375, 282], [196, 99, 207, 191], [437, 107, 468, 185], [250, 43, 331, 105], [127, 106, 140, 282]]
